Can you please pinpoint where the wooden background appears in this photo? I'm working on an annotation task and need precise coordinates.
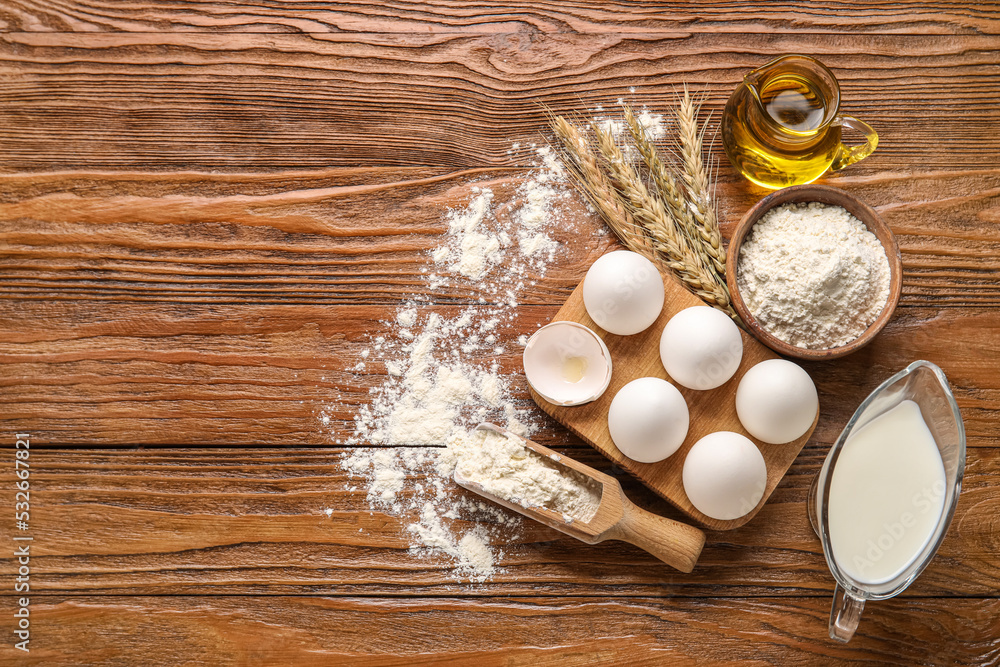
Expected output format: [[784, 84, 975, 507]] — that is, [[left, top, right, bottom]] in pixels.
[[2, 2, 1000, 664]]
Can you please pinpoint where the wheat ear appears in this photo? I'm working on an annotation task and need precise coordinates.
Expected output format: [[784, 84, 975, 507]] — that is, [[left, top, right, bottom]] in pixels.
[[548, 115, 655, 258], [622, 105, 713, 275], [592, 123, 735, 313], [677, 86, 727, 276]]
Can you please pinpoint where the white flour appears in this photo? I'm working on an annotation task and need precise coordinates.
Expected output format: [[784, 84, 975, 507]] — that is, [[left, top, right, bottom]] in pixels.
[[456, 428, 601, 523], [592, 104, 665, 142], [446, 188, 501, 280], [637, 110, 666, 140], [329, 147, 578, 583], [736, 202, 891, 349]]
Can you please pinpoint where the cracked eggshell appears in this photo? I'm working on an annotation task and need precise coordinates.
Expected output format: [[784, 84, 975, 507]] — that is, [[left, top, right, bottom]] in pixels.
[[607, 377, 689, 463], [582, 251, 665, 336], [523, 321, 612, 406]]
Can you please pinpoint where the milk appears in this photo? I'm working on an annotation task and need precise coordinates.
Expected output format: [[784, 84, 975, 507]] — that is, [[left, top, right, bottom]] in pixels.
[[828, 400, 947, 585]]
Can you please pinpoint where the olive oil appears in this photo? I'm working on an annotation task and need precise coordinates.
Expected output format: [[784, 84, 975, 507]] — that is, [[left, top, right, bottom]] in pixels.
[[762, 76, 827, 131], [722, 74, 840, 189], [721, 55, 878, 190]]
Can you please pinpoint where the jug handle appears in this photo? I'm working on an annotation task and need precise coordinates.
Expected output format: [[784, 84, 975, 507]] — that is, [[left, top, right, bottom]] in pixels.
[[831, 116, 879, 171], [829, 584, 865, 643]]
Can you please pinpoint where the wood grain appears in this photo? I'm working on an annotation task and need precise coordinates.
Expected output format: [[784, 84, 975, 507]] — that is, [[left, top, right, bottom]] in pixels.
[[0, 596, 998, 666], [2, 4, 999, 663], [3, 302, 999, 448], [2, 1, 999, 34], [1, 167, 997, 307], [0, 33, 998, 171], [1, 446, 997, 598]]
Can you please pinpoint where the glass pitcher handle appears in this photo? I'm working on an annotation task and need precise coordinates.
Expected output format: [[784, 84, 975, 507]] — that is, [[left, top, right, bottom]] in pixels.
[[829, 584, 866, 643], [831, 116, 878, 171]]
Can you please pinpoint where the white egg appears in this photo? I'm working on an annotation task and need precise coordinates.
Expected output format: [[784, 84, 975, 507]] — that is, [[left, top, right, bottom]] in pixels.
[[682, 431, 767, 521], [660, 306, 743, 390], [582, 251, 665, 336], [523, 321, 612, 406], [736, 359, 819, 444], [607, 377, 689, 463]]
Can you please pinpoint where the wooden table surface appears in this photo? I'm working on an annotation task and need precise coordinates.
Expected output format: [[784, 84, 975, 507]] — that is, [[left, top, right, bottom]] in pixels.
[[2, 3, 1000, 665]]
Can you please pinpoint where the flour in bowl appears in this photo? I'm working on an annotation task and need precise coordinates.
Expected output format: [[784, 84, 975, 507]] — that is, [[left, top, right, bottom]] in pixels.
[[736, 202, 891, 349]]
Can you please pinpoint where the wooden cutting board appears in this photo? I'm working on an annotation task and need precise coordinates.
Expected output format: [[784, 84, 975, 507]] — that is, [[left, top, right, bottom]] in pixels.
[[530, 269, 818, 531]]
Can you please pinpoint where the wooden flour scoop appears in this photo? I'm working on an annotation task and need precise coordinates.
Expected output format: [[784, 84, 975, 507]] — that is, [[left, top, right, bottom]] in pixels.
[[454, 423, 706, 573]]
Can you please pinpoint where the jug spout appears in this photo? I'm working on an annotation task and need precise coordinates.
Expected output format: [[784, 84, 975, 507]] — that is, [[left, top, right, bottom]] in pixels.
[[749, 54, 793, 78], [744, 55, 788, 106], [742, 70, 764, 107]]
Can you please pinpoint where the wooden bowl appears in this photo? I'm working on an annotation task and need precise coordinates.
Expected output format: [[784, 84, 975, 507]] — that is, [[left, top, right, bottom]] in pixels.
[[725, 184, 902, 361]]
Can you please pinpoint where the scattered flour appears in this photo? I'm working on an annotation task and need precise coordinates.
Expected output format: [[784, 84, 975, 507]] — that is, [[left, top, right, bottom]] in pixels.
[[329, 147, 579, 583], [591, 104, 665, 142], [637, 110, 666, 140], [447, 188, 501, 280], [596, 118, 625, 137], [516, 149, 564, 262], [736, 202, 891, 349]]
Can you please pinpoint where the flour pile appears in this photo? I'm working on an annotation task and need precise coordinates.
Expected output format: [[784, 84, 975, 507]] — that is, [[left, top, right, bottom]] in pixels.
[[736, 201, 891, 349], [330, 148, 578, 583]]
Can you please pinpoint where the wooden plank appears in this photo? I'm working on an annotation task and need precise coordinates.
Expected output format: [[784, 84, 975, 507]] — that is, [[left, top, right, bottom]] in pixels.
[[2, 1, 998, 35], [0, 167, 997, 306], [0, 446, 995, 597], [0, 169, 600, 305], [0, 596, 997, 666], [0, 7, 997, 663], [0, 33, 998, 170], [1, 302, 998, 447]]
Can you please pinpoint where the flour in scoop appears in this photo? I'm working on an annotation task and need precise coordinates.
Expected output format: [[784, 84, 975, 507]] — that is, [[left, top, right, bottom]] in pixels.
[[736, 202, 890, 349], [456, 429, 601, 523]]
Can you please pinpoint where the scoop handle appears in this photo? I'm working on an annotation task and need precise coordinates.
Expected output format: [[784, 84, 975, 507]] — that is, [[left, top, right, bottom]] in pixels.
[[605, 498, 706, 573]]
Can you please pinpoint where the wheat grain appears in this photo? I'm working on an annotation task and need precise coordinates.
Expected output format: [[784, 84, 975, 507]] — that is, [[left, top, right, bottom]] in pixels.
[[548, 111, 739, 321], [623, 106, 714, 273], [677, 87, 727, 276]]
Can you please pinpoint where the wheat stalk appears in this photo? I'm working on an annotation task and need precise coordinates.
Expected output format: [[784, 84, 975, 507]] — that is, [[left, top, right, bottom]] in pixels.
[[591, 122, 735, 313], [677, 86, 727, 276], [621, 105, 734, 314], [548, 109, 739, 321], [622, 106, 714, 275], [548, 115, 655, 258]]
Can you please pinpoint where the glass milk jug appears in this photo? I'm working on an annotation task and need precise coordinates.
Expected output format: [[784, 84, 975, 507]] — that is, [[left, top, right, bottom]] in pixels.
[[722, 54, 878, 189], [808, 360, 966, 642]]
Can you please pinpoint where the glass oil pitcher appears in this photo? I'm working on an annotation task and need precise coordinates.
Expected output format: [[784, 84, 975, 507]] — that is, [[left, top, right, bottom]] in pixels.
[[808, 360, 965, 643], [722, 54, 878, 189]]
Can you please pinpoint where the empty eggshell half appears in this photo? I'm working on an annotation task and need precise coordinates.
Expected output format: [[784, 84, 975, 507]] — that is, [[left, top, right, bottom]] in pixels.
[[523, 321, 612, 406], [660, 306, 743, 390], [582, 250, 665, 336], [607, 377, 689, 463], [682, 431, 767, 521], [736, 359, 819, 444]]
